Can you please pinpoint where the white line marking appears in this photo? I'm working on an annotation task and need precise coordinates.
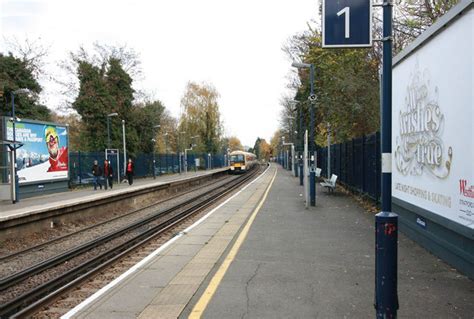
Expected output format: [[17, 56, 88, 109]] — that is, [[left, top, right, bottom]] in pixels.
[[61, 165, 271, 319]]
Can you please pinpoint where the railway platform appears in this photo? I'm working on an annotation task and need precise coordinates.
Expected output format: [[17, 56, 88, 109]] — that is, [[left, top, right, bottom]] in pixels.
[[62, 164, 473, 319], [0, 168, 228, 239]]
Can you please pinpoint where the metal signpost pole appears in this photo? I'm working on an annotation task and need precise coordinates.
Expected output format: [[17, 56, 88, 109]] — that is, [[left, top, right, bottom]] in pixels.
[[304, 130, 309, 209], [107, 117, 111, 150], [309, 64, 316, 207], [327, 122, 331, 178], [10, 93, 18, 203], [299, 104, 304, 186], [375, 1, 398, 317], [122, 120, 126, 180], [322, 0, 397, 315], [291, 144, 295, 176]]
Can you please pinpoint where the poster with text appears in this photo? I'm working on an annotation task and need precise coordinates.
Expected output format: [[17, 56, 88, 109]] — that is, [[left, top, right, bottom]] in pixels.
[[6, 121, 69, 184], [392, 10, 473, 229]]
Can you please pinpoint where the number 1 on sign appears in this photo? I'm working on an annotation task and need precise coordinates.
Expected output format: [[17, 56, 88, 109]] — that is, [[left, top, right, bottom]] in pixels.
[[337, 6, 350, 38]]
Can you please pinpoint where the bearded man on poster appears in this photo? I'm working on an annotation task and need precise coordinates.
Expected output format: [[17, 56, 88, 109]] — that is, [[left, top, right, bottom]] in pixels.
[[45, 126, 68, 172]]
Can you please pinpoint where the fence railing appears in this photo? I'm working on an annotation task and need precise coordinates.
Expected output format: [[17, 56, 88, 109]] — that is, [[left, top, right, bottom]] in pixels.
[[317, 132, 381, 202], [69, 152, 227, 185]]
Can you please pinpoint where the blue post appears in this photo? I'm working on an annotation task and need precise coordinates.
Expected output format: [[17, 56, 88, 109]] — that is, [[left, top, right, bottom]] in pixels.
[[11, 92, 19, 203], [299, 159, 303, 186], [309, 65, 316, 206], [78, 151, 82, 184], [375, 1, 398, 317], [294, 161, 298, 177]]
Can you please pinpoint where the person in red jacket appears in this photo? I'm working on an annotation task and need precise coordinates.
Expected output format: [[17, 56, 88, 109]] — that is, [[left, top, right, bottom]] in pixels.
[[126, 158, 134, 185], [103, 160, 113, 190]]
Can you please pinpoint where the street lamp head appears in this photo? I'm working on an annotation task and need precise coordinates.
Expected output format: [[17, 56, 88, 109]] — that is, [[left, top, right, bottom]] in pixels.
[[291, 61, 311, 69], [107, 112, 119, 117], [154, 124, 161, 128], [151, 138, 156, 142], [13, 88, 31, 95]]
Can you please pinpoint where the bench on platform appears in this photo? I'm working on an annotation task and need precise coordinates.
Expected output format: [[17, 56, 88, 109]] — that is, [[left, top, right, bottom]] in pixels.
[[320, 174, 338, 193], [315, 167, 322, 178]]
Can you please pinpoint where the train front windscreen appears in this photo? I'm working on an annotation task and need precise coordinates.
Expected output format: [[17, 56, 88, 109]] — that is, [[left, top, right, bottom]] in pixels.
[[230, 154, 245, 164]]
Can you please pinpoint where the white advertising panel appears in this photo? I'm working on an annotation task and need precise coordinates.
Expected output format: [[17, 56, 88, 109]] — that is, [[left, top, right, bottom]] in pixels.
[[392, 9, 473, 229]]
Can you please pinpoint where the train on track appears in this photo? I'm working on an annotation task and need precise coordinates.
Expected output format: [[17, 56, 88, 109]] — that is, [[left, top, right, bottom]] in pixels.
[[229, 150, 257, 173]]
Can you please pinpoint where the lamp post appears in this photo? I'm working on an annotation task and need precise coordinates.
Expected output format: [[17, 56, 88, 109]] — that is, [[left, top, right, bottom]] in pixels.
[[106, 112, 118, 150], [178, 131, 186, 173], [164, 132, 169, 173], [292, 62, 316, 206], [10, 88, 31, 203], [290, 100, 304, 184], [152, 124, 161, 179], [122, 120, 127, 180]]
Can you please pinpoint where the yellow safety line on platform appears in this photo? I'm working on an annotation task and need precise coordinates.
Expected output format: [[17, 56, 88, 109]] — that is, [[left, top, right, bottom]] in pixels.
[[189, 167, 278, 319]]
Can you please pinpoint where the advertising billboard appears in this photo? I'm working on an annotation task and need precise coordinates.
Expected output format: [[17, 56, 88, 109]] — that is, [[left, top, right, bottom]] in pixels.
[[392, 8, 473, 229], [5, 120, 69, 184]]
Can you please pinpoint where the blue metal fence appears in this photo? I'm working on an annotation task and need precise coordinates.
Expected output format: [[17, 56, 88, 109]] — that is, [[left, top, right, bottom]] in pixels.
[[70, 151, 226, 185], [317, 132, 381, 202]]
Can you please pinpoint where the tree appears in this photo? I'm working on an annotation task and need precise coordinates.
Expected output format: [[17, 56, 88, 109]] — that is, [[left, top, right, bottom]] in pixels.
[[132, 100, 166, 154], [179, 82, 223, 153], [50, 113, 84, 151], [71, 61, 113, 151], [252, 137, 272, 161], [228, 136, 243, 151], [0, 53, 51, 121]]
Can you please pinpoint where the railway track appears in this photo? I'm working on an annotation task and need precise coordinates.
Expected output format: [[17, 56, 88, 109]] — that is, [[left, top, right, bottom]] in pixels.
[[0, 173, 236, 274], [0, 166, 262, 318]]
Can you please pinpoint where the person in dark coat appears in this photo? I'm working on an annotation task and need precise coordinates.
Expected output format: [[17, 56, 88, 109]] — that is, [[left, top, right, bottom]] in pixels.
[[126, 158, 134, 185], [92, 160, 102, 190], [103, 160, 113, 190]]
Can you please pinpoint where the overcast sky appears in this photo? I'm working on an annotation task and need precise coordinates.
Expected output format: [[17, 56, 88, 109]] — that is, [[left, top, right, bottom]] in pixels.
[[1, 0, 317, 147]]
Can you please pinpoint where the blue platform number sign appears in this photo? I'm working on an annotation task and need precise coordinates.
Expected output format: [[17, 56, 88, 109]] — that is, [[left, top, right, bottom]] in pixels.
[[323, 0, 372, 48]]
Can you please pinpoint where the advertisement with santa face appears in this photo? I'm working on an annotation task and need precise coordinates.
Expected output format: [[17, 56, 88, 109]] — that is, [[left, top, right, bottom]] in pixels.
[[5, 120, 69, 184]]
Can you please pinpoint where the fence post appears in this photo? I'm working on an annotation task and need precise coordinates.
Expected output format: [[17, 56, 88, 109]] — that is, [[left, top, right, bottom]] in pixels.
[[78, 151, 82, 184], [362, 135, 366, 194]]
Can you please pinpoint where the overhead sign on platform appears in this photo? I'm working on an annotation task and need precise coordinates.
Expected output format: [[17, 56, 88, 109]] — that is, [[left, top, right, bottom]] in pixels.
[[322, 0, 372, 48]]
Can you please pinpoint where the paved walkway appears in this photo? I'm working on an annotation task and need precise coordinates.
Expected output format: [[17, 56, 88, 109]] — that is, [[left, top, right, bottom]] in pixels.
[[65, 164, 275, 319], [184, 166, 474, 318], [0, 168, 227, 221]]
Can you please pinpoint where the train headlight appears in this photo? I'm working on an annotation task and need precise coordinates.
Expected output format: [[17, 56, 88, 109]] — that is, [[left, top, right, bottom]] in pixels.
[[230, 166, 235, 170], [241, 165, 246, 170]]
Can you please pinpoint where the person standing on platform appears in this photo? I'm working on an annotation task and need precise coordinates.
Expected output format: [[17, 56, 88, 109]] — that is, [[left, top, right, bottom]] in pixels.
[[92, 160, 102, 190], [103, 160, 113, 190], [126, 158, 134, 185]]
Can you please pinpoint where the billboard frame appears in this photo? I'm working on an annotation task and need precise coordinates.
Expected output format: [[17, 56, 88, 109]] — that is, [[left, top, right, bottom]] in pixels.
[[1, 116, 70, 186]]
